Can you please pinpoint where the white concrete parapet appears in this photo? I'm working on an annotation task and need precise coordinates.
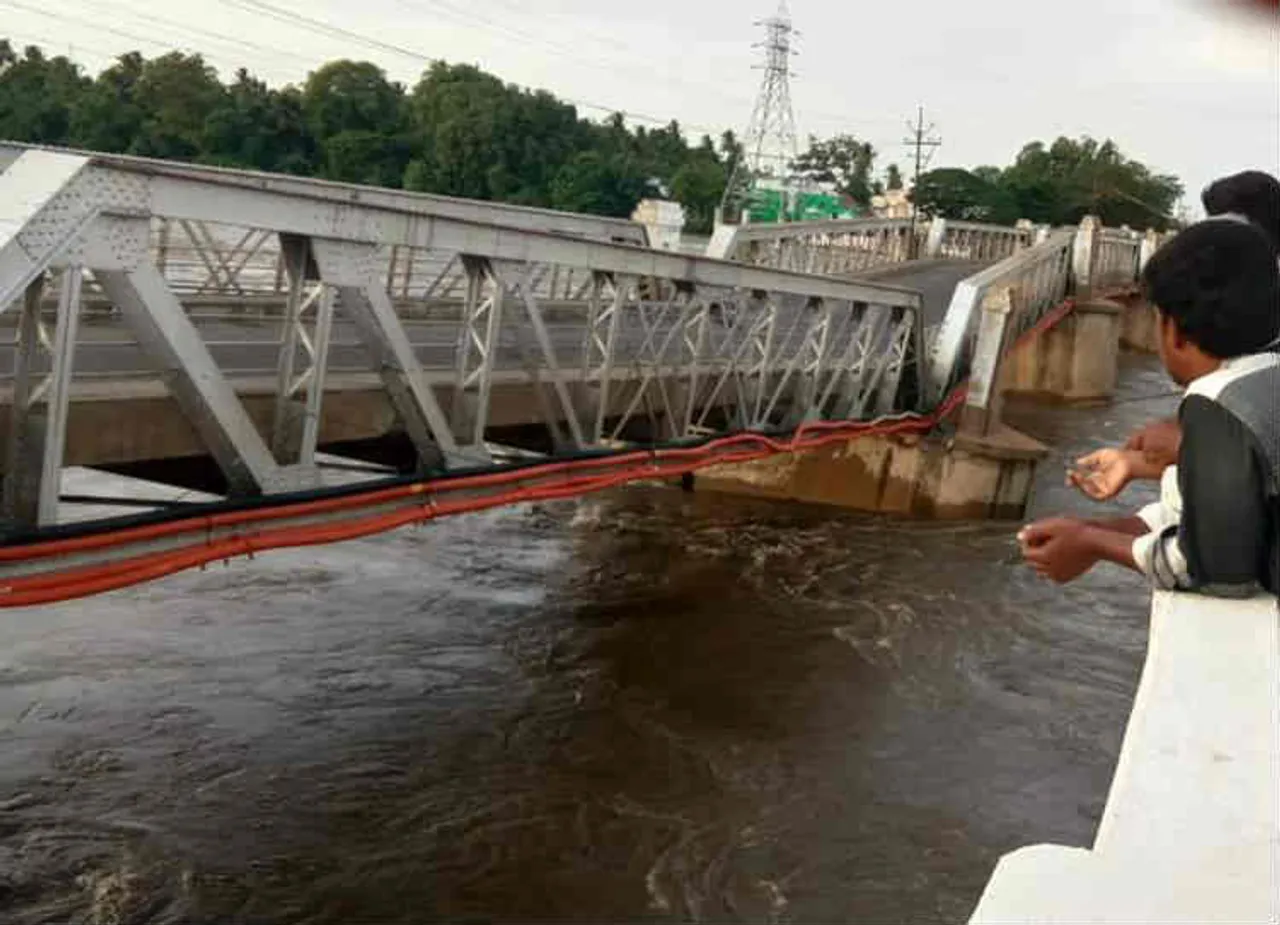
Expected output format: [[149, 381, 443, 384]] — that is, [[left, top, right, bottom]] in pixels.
[[969, 590, 1280, 924]]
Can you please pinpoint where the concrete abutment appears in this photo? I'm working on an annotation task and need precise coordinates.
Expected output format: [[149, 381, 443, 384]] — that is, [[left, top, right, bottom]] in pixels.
[[690, 426, 1046, 522]]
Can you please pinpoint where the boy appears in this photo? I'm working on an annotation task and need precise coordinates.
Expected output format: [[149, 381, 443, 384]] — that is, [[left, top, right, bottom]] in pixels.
[[1020, 219, 1279, 597], [1072, 170, 1280, 497]]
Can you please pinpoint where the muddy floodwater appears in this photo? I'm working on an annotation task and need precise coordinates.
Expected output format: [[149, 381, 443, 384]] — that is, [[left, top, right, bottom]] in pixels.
[[0, 356, 1176, 923]]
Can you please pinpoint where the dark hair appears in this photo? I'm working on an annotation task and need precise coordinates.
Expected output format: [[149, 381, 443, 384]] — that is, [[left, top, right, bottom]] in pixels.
[[1201, 170, 1280, 255], [1142, 219, 1280, 358]]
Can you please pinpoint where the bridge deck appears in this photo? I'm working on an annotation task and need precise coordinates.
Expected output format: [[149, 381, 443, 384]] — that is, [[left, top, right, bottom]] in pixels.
[[854, 259, 987, 329]]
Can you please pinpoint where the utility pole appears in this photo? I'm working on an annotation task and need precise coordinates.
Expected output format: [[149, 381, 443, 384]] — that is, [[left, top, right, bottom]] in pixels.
[[903, 106, 942, 256]]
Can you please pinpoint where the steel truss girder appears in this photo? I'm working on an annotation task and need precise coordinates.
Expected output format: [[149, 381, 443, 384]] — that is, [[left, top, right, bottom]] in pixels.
[[96, 259, 284, 495], [452, 255, 503, 457], [175, 218, 275, 295], [309, 237, 465, 470], [1, 269, 82, 528], [273, 233, 335, 466], [0, 150, 95, 312], [501, 263, 586, 449], [579, 272, 625, 444], [608, 291, 694, 442]]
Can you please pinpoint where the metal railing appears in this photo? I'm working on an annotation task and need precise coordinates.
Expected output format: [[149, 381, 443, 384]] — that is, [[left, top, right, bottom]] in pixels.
[[934, 216, 1165, 435]]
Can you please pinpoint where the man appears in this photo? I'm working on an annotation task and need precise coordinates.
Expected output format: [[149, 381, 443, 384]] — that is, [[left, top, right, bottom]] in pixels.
[[1022, 220, 1279, 597], [1070, 169, 1280, 501]]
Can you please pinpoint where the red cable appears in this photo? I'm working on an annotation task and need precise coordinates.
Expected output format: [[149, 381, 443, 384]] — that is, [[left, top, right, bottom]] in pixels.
[[0, 418, 936, 606], [0, 295, 1059, 606]]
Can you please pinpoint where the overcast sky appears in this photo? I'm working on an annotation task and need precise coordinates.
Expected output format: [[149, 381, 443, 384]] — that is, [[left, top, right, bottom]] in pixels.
[[6, 0, 1277, 213]]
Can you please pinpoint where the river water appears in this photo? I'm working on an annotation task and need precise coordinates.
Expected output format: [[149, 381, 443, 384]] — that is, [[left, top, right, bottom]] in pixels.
[[0, 355, 1177, 924]]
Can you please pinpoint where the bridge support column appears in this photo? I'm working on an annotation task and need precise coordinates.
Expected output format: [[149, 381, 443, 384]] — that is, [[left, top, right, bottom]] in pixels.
[[1119, 295, 1159, 354], [689, 427, 1046, 521], [999, 299, 1122, 403]]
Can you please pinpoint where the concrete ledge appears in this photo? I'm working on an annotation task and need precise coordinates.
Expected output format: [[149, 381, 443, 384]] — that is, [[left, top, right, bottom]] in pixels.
[[969, 591, 1280, 924], [692, 424, 1048, 521]]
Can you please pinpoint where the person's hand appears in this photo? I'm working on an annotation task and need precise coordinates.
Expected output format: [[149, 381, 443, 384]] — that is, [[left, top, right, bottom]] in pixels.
[[1067, 448, 1139, 501], [1017, 517, 1099, 583], [1123, 419, 1181, 469]]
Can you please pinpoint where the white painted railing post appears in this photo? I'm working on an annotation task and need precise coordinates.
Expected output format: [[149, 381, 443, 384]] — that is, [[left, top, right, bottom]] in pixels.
[[925, 217, 948, 258], [958, 285, 1015, 437], [1015, 219, 1034, 250], [1071, 215, 1099, 297]]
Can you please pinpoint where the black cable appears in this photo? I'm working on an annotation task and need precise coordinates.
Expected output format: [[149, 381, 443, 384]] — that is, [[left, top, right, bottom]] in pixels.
[[67, 0, 320, 66], [0, 0, 177, 53]]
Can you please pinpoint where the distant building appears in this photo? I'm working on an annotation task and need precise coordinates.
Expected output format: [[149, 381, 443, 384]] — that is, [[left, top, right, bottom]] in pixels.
[[632, 200, 687, 251], [871, 188, 914, 219]]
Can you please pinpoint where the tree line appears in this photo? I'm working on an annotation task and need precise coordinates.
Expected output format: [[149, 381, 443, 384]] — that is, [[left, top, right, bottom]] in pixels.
[[0, 40, 1183, 233], [791, 134, 1183, 231], [0, 42, 737, 233]]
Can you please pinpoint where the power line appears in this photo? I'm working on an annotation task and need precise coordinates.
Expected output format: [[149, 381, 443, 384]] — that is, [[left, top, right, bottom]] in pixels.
[[73, 0, 319, 67], [1, 27, 119, 65], [216, 0, 430, 63], [210, 0, 736, 133], [1, 0, 182, 54]]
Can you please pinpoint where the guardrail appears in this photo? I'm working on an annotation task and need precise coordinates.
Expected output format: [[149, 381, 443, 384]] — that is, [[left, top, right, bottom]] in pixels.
[[1093, 226, 1144, 293], [932, 217, 1168, 433], [710, 216, 1040, 277], [927, 229, 1075, 405], [969, 591, 1280, 924], [711, 218, 917, 275], [933, 219, 1035, 262]]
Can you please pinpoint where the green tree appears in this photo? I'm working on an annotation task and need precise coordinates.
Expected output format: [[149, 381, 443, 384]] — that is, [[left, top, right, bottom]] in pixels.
[[303, 60, 408, 184], [406, 62, 585, 203], [792, 135, 878, 206], [68, 52, 146, 153], [671, 140, 728, 234], [913, 167, 1019, 224], [550, 150, 651, 217], [0, 42, 89, 146], [202, 69, 316, 174], [130, 52, 227, 160], [1001, 137, 1181, 230], [886, 163, 903, 191]]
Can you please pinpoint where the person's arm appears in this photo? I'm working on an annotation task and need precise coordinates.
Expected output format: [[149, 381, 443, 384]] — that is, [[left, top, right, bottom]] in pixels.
[[1131, 396, 1269, 597], [1081, 524, 1142, 572], [1124, 417, 1182, 470], [1085, 516, 1150, 538], [1018, 516, 1148, 582]]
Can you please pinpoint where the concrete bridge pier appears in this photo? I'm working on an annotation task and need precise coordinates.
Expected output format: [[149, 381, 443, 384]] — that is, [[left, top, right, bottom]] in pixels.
[[1119, 294, 1160, 354], [686, 267, 1052, 522], [691, 426, 1045, 521], [999, 298, 1124, 404]]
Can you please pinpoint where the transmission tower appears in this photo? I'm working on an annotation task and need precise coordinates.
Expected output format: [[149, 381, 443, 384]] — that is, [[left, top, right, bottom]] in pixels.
[[722, 1, 800, 221]]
